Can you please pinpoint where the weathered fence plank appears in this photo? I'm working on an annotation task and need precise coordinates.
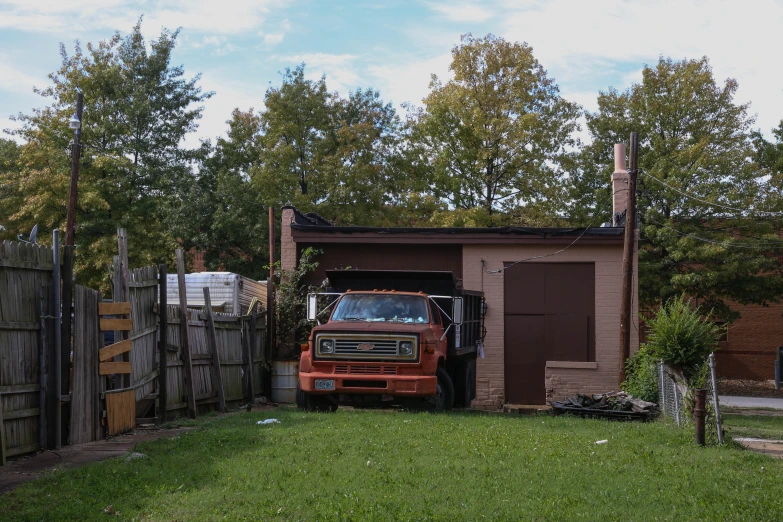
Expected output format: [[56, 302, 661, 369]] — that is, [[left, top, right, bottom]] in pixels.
[[175, 250, 197, 418], [158, 264, 167, 423], [70, 285, 103, 444], [203, 288, 227, 412]]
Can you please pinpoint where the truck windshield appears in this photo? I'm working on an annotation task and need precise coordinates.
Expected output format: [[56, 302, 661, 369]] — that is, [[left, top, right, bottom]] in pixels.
[[331, 294, 429, 323]]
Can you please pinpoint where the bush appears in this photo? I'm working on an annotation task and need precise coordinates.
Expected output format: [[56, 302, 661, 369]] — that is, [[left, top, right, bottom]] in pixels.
[[643, 295, 723, 381], [272, 247, 322, 360], [622, 345, 659, 402]]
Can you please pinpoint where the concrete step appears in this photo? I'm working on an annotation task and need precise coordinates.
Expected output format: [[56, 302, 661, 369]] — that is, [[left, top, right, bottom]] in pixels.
[[503, 404, 552, 415]]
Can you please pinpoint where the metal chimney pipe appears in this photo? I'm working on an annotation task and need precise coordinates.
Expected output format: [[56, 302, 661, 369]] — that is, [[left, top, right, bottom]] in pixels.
[[614, 143, 627, 174]]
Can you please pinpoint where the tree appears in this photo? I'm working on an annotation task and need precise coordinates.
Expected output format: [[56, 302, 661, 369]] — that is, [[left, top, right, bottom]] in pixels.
[[173, 109, 269, 278], [575, 57, 783, 320], [0, 138, 22, 241], [411, 33, 580, 222], [252, 65, 420, 226], [7, 20, 210, 290]]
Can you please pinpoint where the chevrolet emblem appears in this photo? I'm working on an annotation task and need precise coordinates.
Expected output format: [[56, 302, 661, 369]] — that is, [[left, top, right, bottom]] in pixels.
[[357, 343, 374, 351]]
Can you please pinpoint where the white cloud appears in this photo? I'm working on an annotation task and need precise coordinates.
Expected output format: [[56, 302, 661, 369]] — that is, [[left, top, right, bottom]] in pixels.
[[263, 33, 285, 45], [427, 1, 495, 22], [493, 0, 783, 133], [367, 53, 452, 109], [280, 53, 363, 96], [0, 0, 282, 35], [0, 55, 46, 95]]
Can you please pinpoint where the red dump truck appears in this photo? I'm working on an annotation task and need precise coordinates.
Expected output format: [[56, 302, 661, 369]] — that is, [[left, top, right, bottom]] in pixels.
[[296, 270, 484, 411]]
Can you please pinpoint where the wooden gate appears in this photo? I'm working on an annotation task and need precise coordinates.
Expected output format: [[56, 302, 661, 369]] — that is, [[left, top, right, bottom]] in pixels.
[[99, 302, 135, 435]]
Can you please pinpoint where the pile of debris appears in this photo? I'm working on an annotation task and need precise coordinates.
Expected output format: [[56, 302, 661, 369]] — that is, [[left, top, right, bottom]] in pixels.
[[550, 392, 659, 421]]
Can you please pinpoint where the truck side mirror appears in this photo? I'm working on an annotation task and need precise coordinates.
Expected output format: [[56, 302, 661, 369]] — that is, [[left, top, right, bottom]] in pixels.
[[307, 293, 317, 321], [453, 297, 463, 326]]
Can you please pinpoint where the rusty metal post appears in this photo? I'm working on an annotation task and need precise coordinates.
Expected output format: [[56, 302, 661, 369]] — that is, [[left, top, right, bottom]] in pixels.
[[694, 388, 707, 446]]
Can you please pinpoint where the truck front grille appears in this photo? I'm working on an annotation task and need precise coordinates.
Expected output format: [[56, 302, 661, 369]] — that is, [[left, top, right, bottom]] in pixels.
[[315, 334, 418, 361], [334, 365, 398, 375]]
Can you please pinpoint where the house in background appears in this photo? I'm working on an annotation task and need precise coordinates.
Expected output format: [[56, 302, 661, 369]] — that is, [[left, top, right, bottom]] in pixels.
[[281, 155, 639, 407]]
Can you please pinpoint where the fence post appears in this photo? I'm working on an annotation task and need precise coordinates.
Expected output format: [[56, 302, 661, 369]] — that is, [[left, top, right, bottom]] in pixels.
[[175, 249, 197, 419], [203, 288, 226, 412], [694, 388, 707, 446], [60, 245, 74, 444], [52, 230, 62, 449], [248, 304, 258, 405], [158, 264, 168, 424], [38, 285, 48, 450]]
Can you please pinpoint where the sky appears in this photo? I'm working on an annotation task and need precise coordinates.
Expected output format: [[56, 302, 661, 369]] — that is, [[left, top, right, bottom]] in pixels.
[[1, 0, 782, 148]]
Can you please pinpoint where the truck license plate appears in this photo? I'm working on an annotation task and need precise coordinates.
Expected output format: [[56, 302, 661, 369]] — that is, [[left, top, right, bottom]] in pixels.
[[314, 379, 335, 390]]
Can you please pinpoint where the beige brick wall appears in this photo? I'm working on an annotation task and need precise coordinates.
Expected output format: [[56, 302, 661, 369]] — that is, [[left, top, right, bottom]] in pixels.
[[462, 243, 638, 408]]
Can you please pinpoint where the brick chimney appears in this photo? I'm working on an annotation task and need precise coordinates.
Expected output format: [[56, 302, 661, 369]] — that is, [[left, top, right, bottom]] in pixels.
[[611, 143, 628, 227], [281, 207, 296, 276]]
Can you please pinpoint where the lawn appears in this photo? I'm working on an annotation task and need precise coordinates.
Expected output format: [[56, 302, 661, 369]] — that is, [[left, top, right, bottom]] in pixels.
[[1, 408, 782, 521], [722, 413, 783, 440]]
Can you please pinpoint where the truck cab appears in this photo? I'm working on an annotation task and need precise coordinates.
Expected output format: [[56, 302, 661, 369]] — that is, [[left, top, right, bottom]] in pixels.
[[297, 270, 483, 411]]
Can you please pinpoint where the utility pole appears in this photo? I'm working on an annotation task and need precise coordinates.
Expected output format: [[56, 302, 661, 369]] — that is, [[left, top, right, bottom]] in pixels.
[[65, 92, 84, 247], [619, 132, 639, 386]]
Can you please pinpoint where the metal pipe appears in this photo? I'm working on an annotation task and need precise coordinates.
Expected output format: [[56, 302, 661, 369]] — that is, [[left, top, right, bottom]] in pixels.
[[52, 230, 62, 448], [694, 388, 707, 446], [708, 353, 723, 444]]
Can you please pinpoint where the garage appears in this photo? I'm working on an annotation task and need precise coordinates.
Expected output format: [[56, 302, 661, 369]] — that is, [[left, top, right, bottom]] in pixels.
[[503, 263, 595, 404]]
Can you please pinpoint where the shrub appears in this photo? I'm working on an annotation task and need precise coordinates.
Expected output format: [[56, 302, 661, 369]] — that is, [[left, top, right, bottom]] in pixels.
[[622, 345, 659, 402], [643, 295, 723, 381], [272, 247, 322, 360]]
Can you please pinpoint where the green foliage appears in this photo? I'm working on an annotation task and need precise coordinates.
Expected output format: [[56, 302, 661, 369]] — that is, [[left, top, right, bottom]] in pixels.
[[172, 109, 269, 279], [0, 138, 22, 241], [2, 409, 782, 520], [643, 295, 723, 380], [622, 345, 659, 402], [412, 33, 580, 219], [6, 19, 210, 291], [252, 66, 421, 227], [572, 57, 783, 320], [272, 246, 322, 360]]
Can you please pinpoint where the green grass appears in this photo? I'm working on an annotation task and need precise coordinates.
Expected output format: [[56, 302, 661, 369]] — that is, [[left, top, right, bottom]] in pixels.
[[2, 408, 783, 521], [723, 414, 783, 440]]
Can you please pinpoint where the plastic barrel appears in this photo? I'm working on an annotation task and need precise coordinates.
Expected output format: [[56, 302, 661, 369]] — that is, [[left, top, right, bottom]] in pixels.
[[271, 361, 299, 403]]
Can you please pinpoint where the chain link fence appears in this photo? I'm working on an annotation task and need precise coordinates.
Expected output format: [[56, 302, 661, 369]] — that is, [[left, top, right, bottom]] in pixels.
[[657, 353, 724, 444]]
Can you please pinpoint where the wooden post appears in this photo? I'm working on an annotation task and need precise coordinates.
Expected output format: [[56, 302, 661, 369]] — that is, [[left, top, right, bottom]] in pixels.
[[38, 286, 48, 450], [175, 249, 197, 418], [52, 230, 62, 449], [248, 304, 258, 405], [157, 263, 168, 423], [202, 288, 226, 412], [64, 92, 83, 247], [60, 245, 74, 444], [265, 276, 273, 398], [268, 207, 276, 362], [116, 229, 130, 388], [619, 132, 638, 386]]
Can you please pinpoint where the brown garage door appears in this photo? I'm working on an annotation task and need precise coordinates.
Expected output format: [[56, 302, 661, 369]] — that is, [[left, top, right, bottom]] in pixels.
[[504, 263, 595, 404]]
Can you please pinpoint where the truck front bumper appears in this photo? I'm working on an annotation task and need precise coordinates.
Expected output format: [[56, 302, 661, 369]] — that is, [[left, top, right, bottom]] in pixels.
[[299, 371, 437, 397]]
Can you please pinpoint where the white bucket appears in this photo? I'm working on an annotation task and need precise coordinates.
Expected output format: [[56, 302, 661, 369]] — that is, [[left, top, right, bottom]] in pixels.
[[271, 360, 299, 403]]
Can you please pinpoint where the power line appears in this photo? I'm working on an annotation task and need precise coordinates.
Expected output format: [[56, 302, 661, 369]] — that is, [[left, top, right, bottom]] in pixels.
[[647, 218, 783, 250], [482, 187, 627, 274], [640, 170, 783, 217]]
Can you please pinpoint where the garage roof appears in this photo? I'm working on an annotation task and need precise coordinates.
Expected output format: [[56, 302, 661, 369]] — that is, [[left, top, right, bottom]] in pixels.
[[285, 206, 625, 245]]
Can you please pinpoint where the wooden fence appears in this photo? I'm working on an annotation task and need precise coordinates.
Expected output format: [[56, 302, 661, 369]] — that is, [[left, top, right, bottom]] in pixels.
[[0, 237, 268, 462], [164, 306, 265, 416], [0, 241, 55, 462]]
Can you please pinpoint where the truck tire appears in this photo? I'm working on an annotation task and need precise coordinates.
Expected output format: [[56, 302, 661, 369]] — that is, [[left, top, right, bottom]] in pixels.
[[456, 360, 475, 408], [296, 382, 311, 410], [428, 367, 455, 412]]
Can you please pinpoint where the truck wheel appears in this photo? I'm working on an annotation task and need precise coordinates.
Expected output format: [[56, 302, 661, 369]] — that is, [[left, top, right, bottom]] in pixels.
[[428, 367, 455, 412], [296, 383, 313, 410]]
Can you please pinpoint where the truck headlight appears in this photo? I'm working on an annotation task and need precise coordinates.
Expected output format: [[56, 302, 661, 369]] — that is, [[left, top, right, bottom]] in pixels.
[[320, 339, 334, 354], [400, 341, 413, 355]]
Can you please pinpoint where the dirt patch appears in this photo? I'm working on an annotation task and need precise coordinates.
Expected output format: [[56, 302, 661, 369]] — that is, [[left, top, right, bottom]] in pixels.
[[719, 379, 783, 398], [0, 427, 194, 494], [735, 438, 783, 460]]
